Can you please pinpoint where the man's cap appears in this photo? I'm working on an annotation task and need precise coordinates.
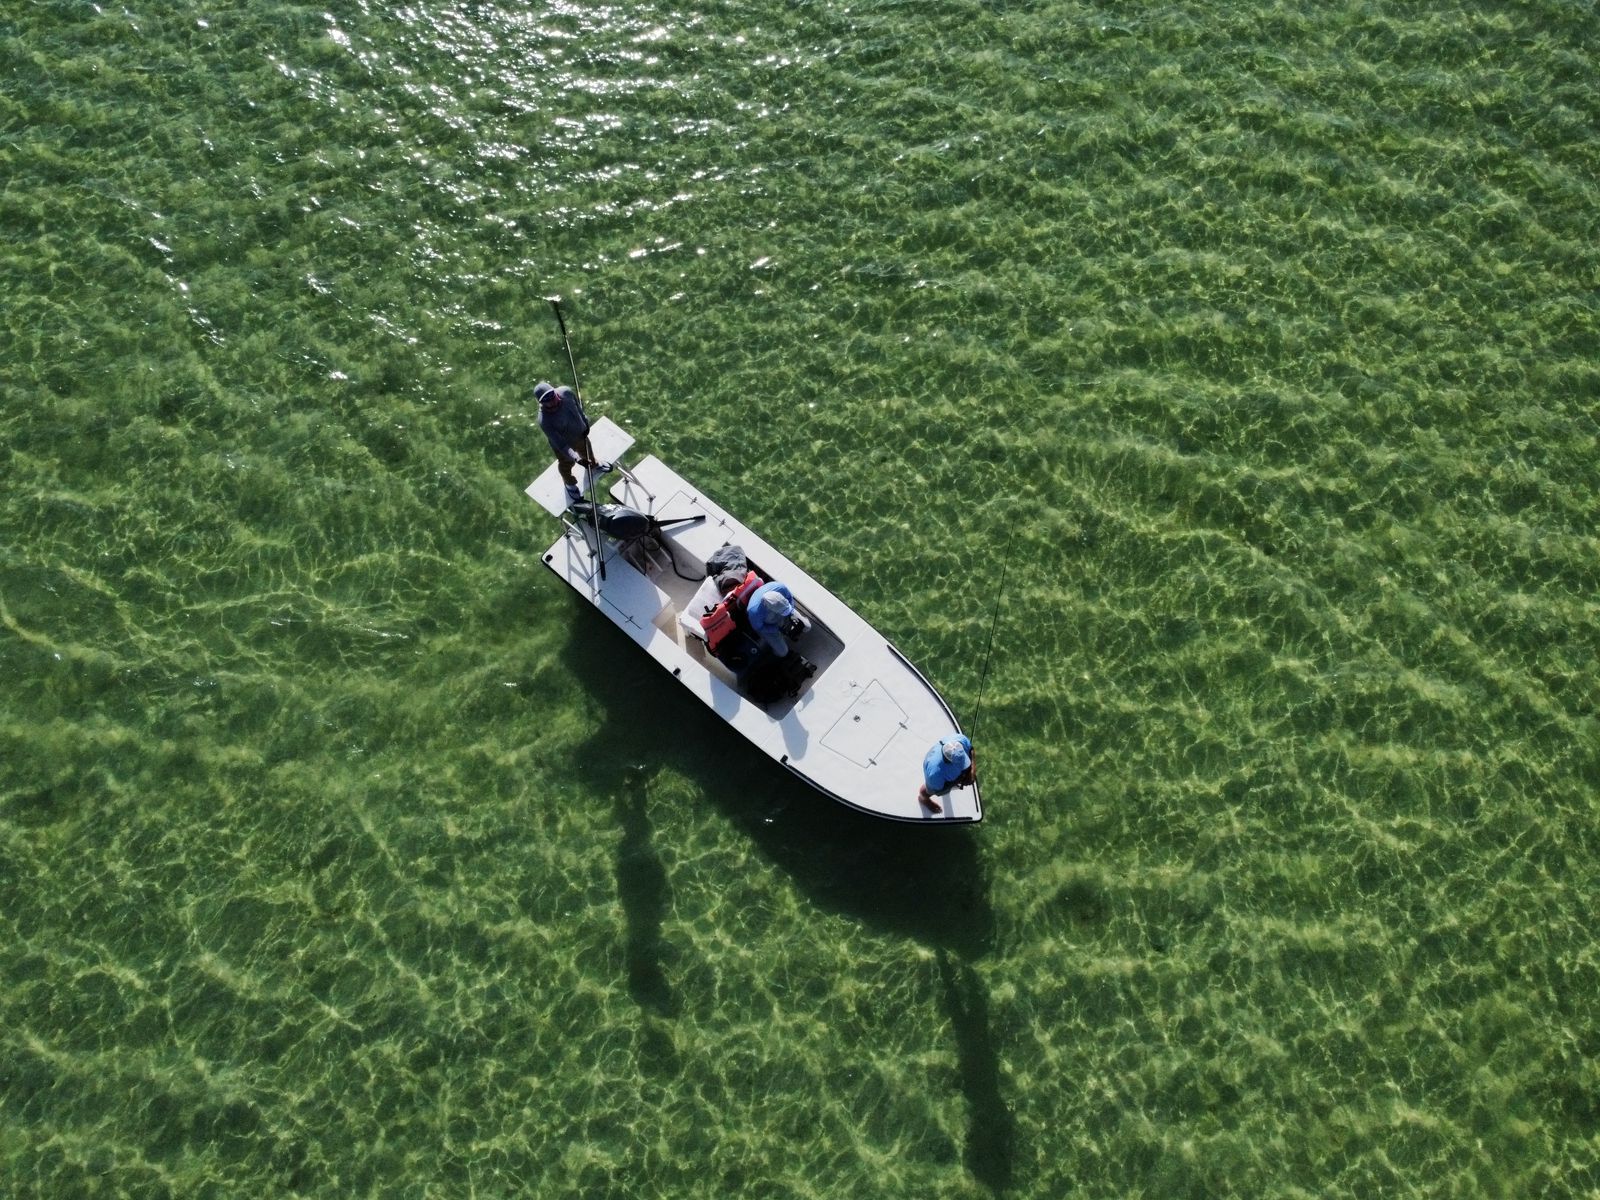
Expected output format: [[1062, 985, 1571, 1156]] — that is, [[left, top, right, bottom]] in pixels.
[[942, 738, 969, 764], [534, 381, 559, 405], [761, 591, 792, 617]]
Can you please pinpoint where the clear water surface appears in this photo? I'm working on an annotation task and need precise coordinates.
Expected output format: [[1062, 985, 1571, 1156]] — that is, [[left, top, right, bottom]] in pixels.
[[3, 1, 1597, 1196]]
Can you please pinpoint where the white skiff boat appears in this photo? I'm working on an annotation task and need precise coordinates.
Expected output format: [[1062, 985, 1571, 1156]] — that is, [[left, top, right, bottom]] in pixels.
[[526, 418, 982, 824]]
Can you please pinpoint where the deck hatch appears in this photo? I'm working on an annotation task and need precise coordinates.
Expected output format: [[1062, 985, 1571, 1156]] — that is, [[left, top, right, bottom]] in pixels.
[[820, 680, 907, 768]]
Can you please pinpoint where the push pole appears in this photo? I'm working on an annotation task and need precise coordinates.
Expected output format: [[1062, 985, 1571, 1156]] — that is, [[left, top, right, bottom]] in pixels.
[[548, 297, 605, 582]]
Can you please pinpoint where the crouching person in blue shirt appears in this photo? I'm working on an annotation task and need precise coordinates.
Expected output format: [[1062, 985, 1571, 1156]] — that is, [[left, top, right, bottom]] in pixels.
[[746, 581, 810, 658], [742, 580, 817, 699], [918, 734, 975, 813]]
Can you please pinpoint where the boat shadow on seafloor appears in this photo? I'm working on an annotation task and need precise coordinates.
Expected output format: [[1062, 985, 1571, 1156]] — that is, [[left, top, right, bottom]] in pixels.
[[558, 597, 1018, 1194]]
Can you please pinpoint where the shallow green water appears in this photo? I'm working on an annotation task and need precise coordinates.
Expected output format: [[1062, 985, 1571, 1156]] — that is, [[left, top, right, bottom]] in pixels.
[[3, 1, 1598, 1196]]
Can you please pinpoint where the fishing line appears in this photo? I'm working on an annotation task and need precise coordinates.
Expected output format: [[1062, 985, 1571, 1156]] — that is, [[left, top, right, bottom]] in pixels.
[[955, 396, 1036, 748], [969, 552, 1009, 744]]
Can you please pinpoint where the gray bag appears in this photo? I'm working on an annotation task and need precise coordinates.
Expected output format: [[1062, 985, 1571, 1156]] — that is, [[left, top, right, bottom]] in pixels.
[[705, 543, 748, 590]]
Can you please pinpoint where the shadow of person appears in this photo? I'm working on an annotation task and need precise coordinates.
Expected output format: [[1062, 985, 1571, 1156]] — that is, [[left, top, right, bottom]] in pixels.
[[938, 949, 1017, 1194], [614, 771, 677, 1018], [558, 598, 1015, 1186]]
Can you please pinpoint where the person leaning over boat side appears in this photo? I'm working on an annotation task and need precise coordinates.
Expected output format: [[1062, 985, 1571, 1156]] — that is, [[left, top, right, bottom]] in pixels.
[[745, 580, 809, 658], [536, 380, 612, 506], [918, 734, 975, 813]]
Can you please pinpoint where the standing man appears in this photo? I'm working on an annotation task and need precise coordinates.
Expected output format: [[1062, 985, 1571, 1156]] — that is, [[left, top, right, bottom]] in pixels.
[[536, 380, 612, 506], [918, 734, 975, 813]]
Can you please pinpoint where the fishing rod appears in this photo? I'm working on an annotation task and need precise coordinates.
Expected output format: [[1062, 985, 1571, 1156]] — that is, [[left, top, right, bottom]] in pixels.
[[548, 296, 605, 582], [968, 551, 1008, 745]]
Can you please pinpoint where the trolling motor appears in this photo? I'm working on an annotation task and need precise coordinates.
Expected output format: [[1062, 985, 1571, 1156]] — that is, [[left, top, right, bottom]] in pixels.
[[568, 501, 706, 579], [568, 501, 698, 539]]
